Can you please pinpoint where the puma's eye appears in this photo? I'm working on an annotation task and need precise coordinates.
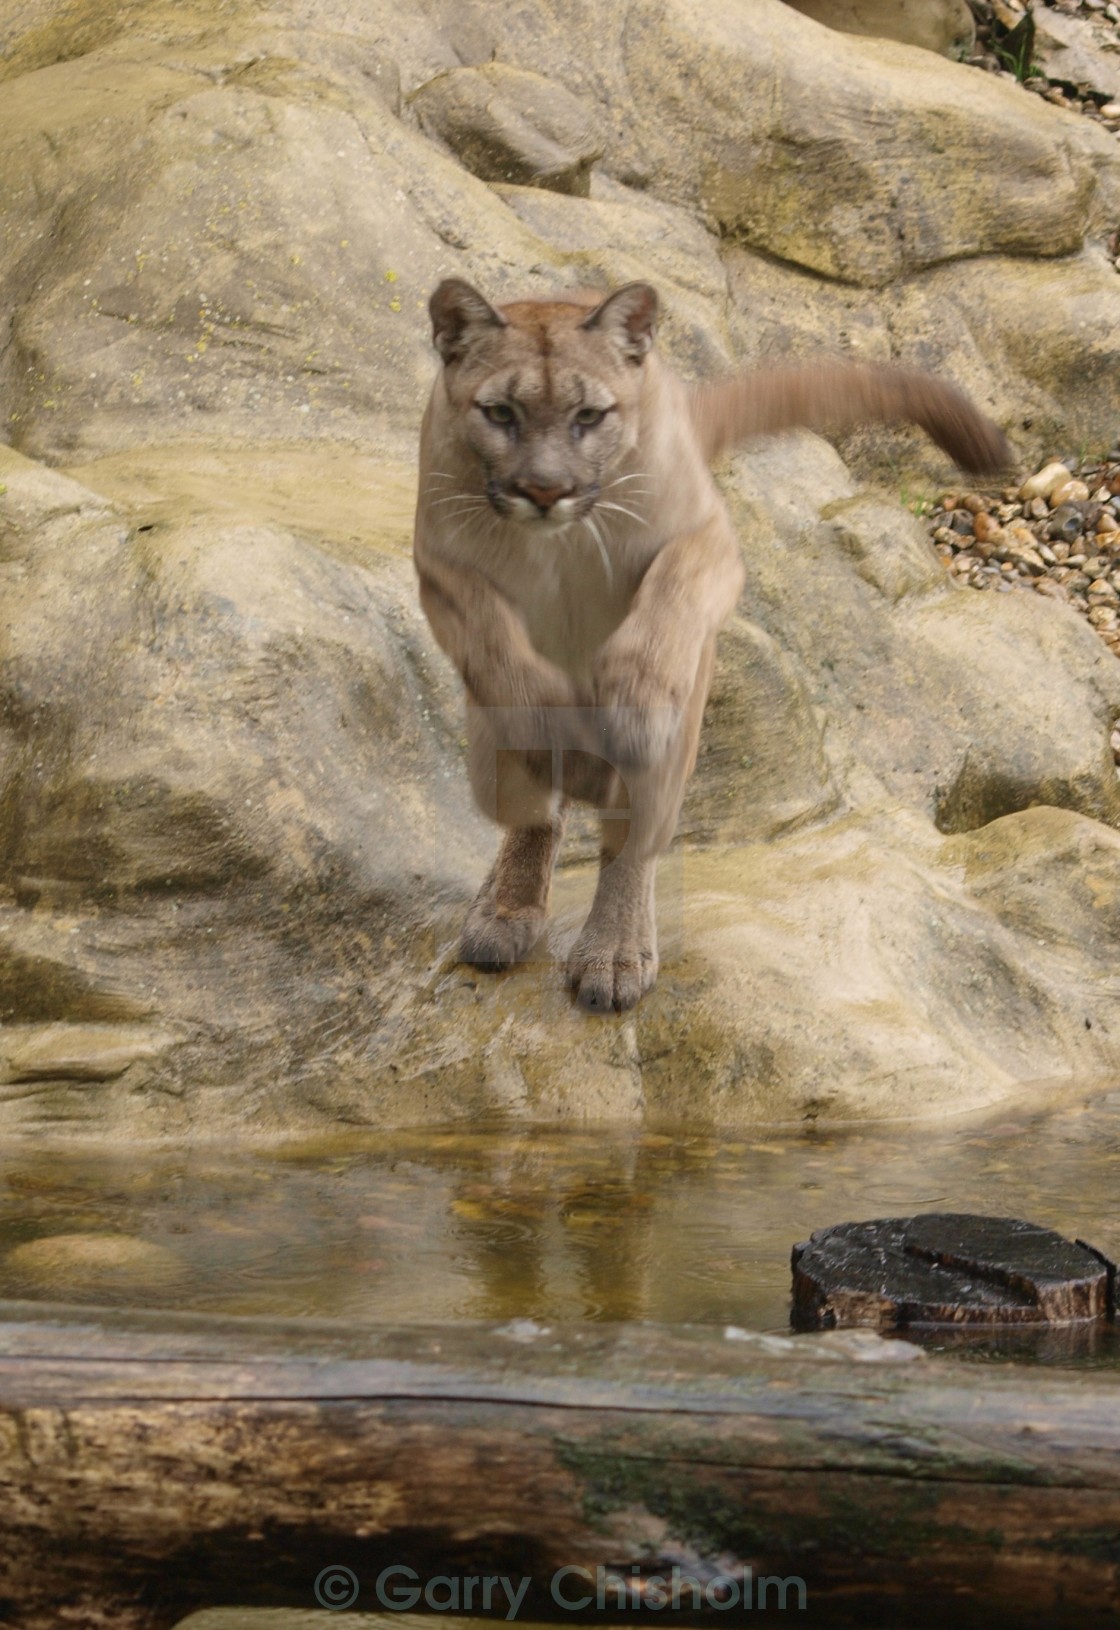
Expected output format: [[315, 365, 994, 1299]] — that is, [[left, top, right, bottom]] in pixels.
[[572, 406, 608, 441], [480, 401, 515, 427]]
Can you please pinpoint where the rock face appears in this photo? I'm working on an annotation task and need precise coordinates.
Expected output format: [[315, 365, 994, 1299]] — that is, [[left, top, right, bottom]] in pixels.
[[1, 0, 1120, 1135]]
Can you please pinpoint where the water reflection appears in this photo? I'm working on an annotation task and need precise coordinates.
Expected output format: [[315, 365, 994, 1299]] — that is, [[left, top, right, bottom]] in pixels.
[[0, 1088, 1117, 1355]]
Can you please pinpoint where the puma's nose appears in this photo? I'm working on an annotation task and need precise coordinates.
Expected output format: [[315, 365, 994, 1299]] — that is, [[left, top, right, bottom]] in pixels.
[[516, 481, 573, 514]]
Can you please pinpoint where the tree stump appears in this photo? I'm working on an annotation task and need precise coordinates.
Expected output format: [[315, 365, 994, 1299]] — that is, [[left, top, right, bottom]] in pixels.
[[792, 1213, 1115, 1329]]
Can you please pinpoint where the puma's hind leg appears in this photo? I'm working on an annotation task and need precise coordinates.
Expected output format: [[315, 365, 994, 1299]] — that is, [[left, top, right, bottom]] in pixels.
[[461, 806, 568, 970]]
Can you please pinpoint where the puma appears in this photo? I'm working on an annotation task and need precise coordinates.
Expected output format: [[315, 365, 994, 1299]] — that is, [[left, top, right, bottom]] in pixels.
[[413, 278, 1011, 1012]]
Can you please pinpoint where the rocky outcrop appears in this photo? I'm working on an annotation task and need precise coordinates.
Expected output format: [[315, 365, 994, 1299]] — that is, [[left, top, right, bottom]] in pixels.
[[2, 0, 1120, 1134]]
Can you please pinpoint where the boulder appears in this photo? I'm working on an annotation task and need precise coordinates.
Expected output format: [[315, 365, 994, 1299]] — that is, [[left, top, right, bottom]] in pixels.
[[446, 0, 1120, 285], [781, 0, 975, 58]]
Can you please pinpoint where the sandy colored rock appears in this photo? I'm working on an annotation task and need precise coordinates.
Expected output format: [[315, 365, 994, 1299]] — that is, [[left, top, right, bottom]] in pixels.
[[0, 1025, 177, 1083], [1034, 5, 1120, 102], [616, 0, 1112, 286], [3, 1232, 188, 1294], [0, 0, 1119, 1133], [3, 0, 1118, 471], [411, 63, 602, 195], [781, 0, 974, 57]]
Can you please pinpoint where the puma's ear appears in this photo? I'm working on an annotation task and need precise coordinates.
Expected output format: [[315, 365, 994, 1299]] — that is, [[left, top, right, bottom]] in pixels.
[[429, 278, 506, 364], [581, 282, 659, 363]]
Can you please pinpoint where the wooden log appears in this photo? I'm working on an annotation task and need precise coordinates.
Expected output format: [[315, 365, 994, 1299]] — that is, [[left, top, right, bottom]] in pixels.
[[0, 1305, 1119, 1629]]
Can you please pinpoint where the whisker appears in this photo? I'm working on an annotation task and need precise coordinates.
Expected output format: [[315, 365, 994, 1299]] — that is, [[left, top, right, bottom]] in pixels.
[[582, 512, 613, 586], [444, 510, 496, 550], [596, 500, 648, 527], [430, 500, 493, 526], [427, 493, 489, 508]]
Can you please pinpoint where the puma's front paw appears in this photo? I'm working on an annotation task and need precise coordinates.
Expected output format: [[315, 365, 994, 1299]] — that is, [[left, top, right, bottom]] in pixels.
[[567, 925, 659, 1013]]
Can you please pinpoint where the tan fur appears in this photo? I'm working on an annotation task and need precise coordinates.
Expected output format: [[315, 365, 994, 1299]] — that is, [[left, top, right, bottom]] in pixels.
[[414, 279, 1011, 1012]]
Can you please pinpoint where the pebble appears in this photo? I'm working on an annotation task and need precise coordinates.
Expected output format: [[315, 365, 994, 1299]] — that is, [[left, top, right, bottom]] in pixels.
[[1049, 478, 1090, 506], [1035, 579, 1069, 602], [1008, 544, 1047, 574], [1019, 462, 1070, 502], [1047, 504, 1087, 544]]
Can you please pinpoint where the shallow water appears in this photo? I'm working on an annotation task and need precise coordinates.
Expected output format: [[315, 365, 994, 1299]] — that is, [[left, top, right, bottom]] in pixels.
[[5, 1096, 1120, 1630], [1, 1089, 1118, 1354]]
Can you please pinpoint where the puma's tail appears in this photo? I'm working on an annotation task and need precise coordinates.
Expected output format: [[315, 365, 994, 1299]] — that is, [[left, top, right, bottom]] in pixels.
[[688, 364, 1012, 477]]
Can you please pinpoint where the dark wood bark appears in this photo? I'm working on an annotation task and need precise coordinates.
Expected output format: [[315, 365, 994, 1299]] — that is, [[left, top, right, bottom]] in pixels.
[[0, 1305, 1119, 1629]]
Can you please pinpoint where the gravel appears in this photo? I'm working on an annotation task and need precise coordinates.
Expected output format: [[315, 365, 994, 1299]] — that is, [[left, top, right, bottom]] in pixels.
[[923, 450, 1120, 763]]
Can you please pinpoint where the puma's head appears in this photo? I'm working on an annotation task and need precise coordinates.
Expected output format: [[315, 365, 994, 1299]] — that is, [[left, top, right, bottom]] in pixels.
[[427, 278, 658, 527]]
